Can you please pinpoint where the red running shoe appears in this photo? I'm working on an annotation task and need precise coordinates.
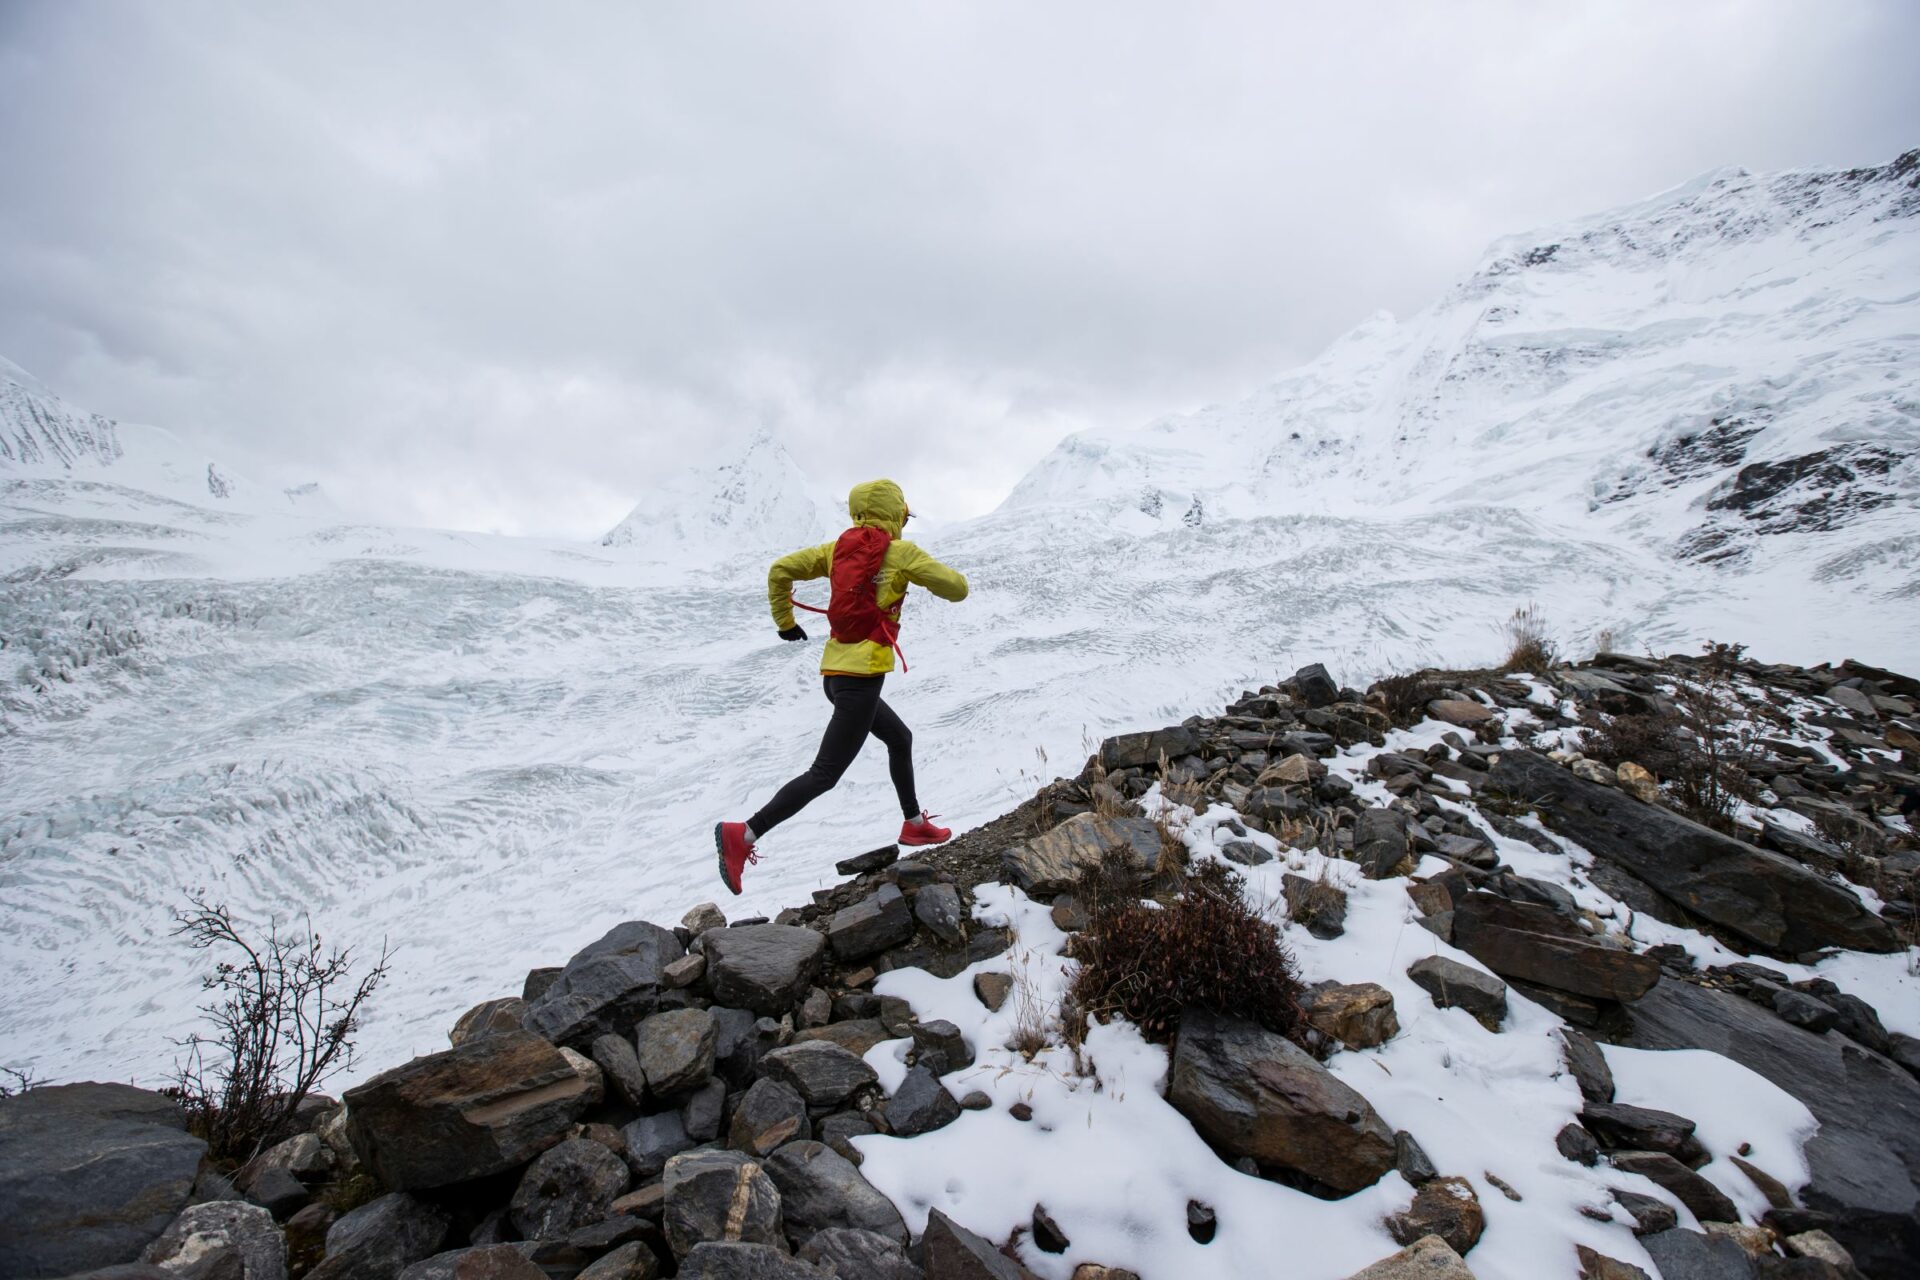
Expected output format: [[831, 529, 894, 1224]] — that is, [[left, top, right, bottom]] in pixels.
[[715, 822, 758, 895], [899, 810, 951, 847]]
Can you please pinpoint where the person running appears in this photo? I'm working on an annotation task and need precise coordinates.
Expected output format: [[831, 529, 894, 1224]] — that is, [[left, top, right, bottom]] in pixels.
[[714, 478, 969, 894]]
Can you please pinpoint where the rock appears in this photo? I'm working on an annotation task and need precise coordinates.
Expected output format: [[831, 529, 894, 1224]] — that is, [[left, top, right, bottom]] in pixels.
[[1560, 1029, 1616, 1104], [664, 953, 708, 990], [1428, 700, 1496, 728], [1406, 956, 1508, 1032], [309, 1194, 450, 1280], [509, 1138, 629, 1241], [1782, 1230, 1855, 1269], [569, 1214, 653, 1252], [798, 1227, 919, 1280], [244, 1133, 333, 1187], [1292, 664, 1341, 708], [793, 1020, 892, 1058], [398, 1246, 550, 1280], [1488, 751, 1900, 956], [706, 926, 827, 1017], [1029, 1205, 1069, 1254], [1449, 894, 1660, 1002], [283, 1204, 335, 1277], [973, 973, 1013, 1012], [714, 1008, 784, 1088], [1771, 990, 1838, 1034], [1186, 1199, 1218, 1244], [761, 1042, 880, 1110], [1342, 1235, 1476, 1279], [684, 903, 729, 935], [1557, 1122, 1601, 1166], [1355, 808, 1411, 879], [243, 1166, 309, 1221], [1284, 873, 1349, 940], [141, 1202, 286, 1280], [1386, 1176, 1484, 1256], [914, 884, 966, 946], [836, 845, 901, 876], [1099, 725, 1203, 770], [523, 968, 564, 1003], [1247, 785, 1313, 826], [1168, 1009, 1395, 1194], [620, 1112, 696, 1182], [0, 1082, 209, 1279], [884, 1066, 961, 1137], [1824, 992, 1891, 1056], [911, 1021, 973, 1075], [816, 1113, 876, 1165], [1306, 983, 1400, 1051], [593, 1034, 650, 1109], [1575, 1245, 1652, 1280], [1616, 762, 1662, 805], [450, 997, 528, 1047], [342, 1030, 594, 1190], [828, 886, 916, 961], [1729, 1156, 1794, 1211], [1627, 978, 1920, 1274], [1582, 1103, 1707, 1167], [522, 920, 685, 1047], [763, 1141, 908, 1249], [576, 1241, 660, 1280], [561, 1046, 607, 1107], [661, 1149, 784, 1259], [1612, 1191, 1677, 1236], [922, 1208, 1024, 1280], [1572, 759, 1619, 786], [1608, 1151, 1741, 1225], [676, 1242, 818, 1278], [637, 1007, 718, 1099], [1222, 840, 1275, 867], [731, 1079, 812, 1157], [1395, 1131, 1439, 1185], [1000, 813, 1162, 896], [1638, 1228, 1759, 1279]]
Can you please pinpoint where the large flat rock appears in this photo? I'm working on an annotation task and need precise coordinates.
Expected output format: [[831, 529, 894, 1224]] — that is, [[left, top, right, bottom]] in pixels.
[[1000, 813, 1162, 897]]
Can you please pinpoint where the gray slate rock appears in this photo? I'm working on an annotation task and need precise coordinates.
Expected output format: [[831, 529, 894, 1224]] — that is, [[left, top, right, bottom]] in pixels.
[[827, 886, 915, 962], [910, 1021, 973, 1076], [509, 1138, 630, 1241], [620, 1112, 697, 1182], [836, 845, 900, 877], [450, 998, 528, 1047], [1407, 956, 1508, 1031], [398, 1245, 548, 1280], [592, 1034, 651, 1109], [661, 1150, 784, 1259], [1291, 664, 1340, 708], [309, 1194, 450, 1280], [1354, 808, 1411, 879], [763, 1141, 908, 1248], [706, 927, 827, 1017], [1167, 1009, 1394, 1194], [676, 1242, 821, 1279], [921, 1209, 1023, 1280], [1099, 724, 1203, 770], [760, 1042, 880, 1109], [342, 1030, 595, 1190], [1000, 813, 1162, 896], [141, 1202, 286, 1280], [0, 1082, 208, 1280], [885, 1066, 961, 1137], [1638, 1228, 1759, 1279], [914, 884, 966, 945], [523, 920, 685, 1047], [576, 1241, 659, 1280], [798, 1227, 920, 1280], [731, 1078, 812, 1157], [713, 1007, 784, 1088], [1608, 1151, 1741, 1225], [637, 1007, 718, 1099], [1560, 1028, 1615, 1103], [682, 1077, 728, 1143]]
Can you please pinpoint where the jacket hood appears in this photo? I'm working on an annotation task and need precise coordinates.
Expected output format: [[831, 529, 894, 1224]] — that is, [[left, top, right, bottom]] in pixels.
[[848, 479, 908, 538]]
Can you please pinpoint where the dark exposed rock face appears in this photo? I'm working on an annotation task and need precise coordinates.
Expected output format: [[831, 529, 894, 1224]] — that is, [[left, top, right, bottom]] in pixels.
[[1168, 1009, 1395, 1194], [760, 1042, 880, 1110], [827, 885, 916, 961], [343, 1030, 595, 1190], [1488, 751, 1899, 956], [636, 1007, 717, 1099], [1625, 977, 1920, 1275], [1099, 724, 1203, 770], [730, 1078, 812, 1157], [0, 1082, 208, 1279]]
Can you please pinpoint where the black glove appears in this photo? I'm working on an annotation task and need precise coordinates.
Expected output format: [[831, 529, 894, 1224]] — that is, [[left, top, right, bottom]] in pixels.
[[778, 625, 808, 642]]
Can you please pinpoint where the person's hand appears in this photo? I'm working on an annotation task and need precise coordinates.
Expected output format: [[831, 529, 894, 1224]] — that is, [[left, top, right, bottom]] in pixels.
[[779, 625, 808, 642]]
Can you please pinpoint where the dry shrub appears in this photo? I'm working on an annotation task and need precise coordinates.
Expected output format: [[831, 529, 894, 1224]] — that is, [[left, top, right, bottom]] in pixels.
[[1502, 603, 1557, 674], [1005, 950, 1053, 1059], [1579, 709, 1686, 777], [1377, 672, 1438, 727], [1067, 860, 1307, 1046]]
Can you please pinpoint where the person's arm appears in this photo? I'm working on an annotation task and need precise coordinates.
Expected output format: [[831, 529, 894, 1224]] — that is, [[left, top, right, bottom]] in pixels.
[[768, 543, 832, 635], [897, 542, 969, 602]]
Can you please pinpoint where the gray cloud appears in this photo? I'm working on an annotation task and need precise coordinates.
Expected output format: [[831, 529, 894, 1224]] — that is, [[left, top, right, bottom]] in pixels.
[[3, 1, 1915, 534]]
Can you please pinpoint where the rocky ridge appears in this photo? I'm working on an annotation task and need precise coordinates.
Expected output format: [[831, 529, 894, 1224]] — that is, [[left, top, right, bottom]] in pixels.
[[3, 649, 1916, 1280]]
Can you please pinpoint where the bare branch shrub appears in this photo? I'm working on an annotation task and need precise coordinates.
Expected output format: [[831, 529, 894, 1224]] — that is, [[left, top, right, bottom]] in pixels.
[[1501, 603, 1557, 675], [170, 894, 391, 1163], [0, 1065, 42, 1097]]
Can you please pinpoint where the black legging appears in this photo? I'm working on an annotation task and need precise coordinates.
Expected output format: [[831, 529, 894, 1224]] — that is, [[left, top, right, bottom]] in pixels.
[[748, 675, 919, 836]]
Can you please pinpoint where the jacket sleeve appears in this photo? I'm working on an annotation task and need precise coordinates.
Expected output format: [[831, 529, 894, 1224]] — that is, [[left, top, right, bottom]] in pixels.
[[898, 543, 969, 602], [768, 543, 832, 630]]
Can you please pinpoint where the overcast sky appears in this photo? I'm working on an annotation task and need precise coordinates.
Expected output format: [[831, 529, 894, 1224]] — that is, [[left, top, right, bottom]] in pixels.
[[2, 3, 1914, 536]]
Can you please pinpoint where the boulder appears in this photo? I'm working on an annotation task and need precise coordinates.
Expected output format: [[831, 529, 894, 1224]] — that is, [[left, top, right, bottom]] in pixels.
[[706, 927, 827, 1017], [676, 1242, 819, 1279], [763, 1141, 908, 1249], [884, 1066, 961, 1137], [0, 1082, 208, 1279], [793, 1020, 892, 1058], [522, 920, 685, 1047], [1556, 1122, 1601, 1166], [309, 1194, 450, 1280], [797, 1227, 919, 1280], [817, 1112, 877, 1165], [910, 1021, 973, 1076], [922, 1208, 1024, 1280], [1099, 725, 1203, 770], [398, 1245, 549, 1280], [592, 1034, 650, 1109], [620, 1112, 696, 1182], [1560, 1029, 1615, 1104], [827, 886, 916, 961], [243, 1133, 333, 1187], [1306, 983, 1400, 1051], [1386, 1177, 1484, 1256], [1581, 1103, 1707, 1167], [141, 1202, 286, 1280], [1355, 808, 1412, 879], [1427, 700, 1497, 728], [509, 1138, 630, 1241], [450, 998, 528, 1047], [1608, 1151, 1740, 1225], [575, 1241, 659, 1280], [684, 903, 729, 934], [914, 884, 966, 946], [1342, 1235, 1476, 1279], [637, 1008, 717, 1099], [1625, 976, 1920, 1274], [343, 1030, 595, 1190], [1406, 957, 1508, 1032], [1487, 751, 1900, 956], [1637, 1228, 1759, 1280], [1449, 896, 1659, 1002], [1000, 814, 1162, 896], [836, 845, 900, 876], [731, 1078, 812, 1157], [1168, 1009, 1395, 1194], [682, 1077, 728, 1144], [760, 1042, 880, 1109], [1292, 664, 1341, 708], [714, 1007, 785, 1087], [661, 1150, 784, 1259]]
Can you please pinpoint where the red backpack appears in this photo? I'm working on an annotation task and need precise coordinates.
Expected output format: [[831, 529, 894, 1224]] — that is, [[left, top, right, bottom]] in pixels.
[[796, 525, 906, 667]]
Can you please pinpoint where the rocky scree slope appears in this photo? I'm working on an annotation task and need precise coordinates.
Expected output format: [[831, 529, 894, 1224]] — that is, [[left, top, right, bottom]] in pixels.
[[5, 648, 1917, 1280]]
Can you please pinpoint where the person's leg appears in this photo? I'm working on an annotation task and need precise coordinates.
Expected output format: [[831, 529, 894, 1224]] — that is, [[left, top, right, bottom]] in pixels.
[[867, 695, 920, 819], [746, 676, 884, 837]]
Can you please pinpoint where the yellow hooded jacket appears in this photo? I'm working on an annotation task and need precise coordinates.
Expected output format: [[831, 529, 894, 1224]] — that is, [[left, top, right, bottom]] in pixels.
[[767, 479, 969, 676]]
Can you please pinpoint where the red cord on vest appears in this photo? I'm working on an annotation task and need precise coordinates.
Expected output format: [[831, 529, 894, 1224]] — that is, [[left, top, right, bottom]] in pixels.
[[790, 597, 909, 673]]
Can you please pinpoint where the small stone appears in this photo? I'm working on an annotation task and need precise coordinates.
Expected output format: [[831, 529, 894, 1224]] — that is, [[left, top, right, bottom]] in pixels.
[[1772, 989, 1839, 1033], [662, 953, 707, 990], [1608, 1151, 1740, 1225], [817, 1111, 877, 1164], [911, 1019, 974, 1075], [1611, 1190, 1676, 1236], [1394, 1131, 1438, 1185], [1428, 699, 1496, 727], [1572, 759, 1618, 786], [1783, 1229, 1856, 1268], [682, 903, 727, 935], [1386, 1176, 1484, 1255], [1559, 1028, 1615, 1104], [1616, 762, 1661, 805], [1729, 1156, 1793, 1210], [559, 1047, 606, 1107], [922, 1208, 1025, 1280], [575, 1240, 659, 1280], [619, 1112, 695, 1182], [974, 972, 1014, 1012], [1574, 1244, 1652, 1280], [959, 1091, 992, 1111], [828, 885, 916, 961], [1031, 1205, 1070, 1253], [1221, 840, 1275, 867], [836, 845, 900, 876], [1556, 1123, 1601, 1166], [798, 987, 833, 1029], [729, 1078, 811, 1157], [1186, 1200, 1217, 1245], [681, 1077, 727, 1143], [450, 997, 529, 1047], [592, 1034, 649, 1109], [799, 1227, 919, 1280], [885, 1065, 962, 1137], [1483, 1172, 1521, 1202], [1407, 955, 1508, 1031], [1306, 983, 1400, 1051], [915, 882, 966, 945]]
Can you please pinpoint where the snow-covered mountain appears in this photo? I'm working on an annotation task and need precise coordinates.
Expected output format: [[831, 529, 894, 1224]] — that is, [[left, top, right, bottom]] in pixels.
[[1004, 150, 1920, 597], [601, 428, 839, 564], [1, 150, 1917, 1120], [1, 356, 124, 469]]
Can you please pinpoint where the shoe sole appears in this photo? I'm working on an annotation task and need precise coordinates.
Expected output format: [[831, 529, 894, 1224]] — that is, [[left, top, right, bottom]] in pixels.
[[899, 832, 951, 847], [715, 823, 742, 895]]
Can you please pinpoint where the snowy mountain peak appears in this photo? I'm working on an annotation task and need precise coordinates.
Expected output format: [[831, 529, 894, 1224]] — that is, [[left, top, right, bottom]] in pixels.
[[1, 357, 124, 470], [601, 428, 838, 561]]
